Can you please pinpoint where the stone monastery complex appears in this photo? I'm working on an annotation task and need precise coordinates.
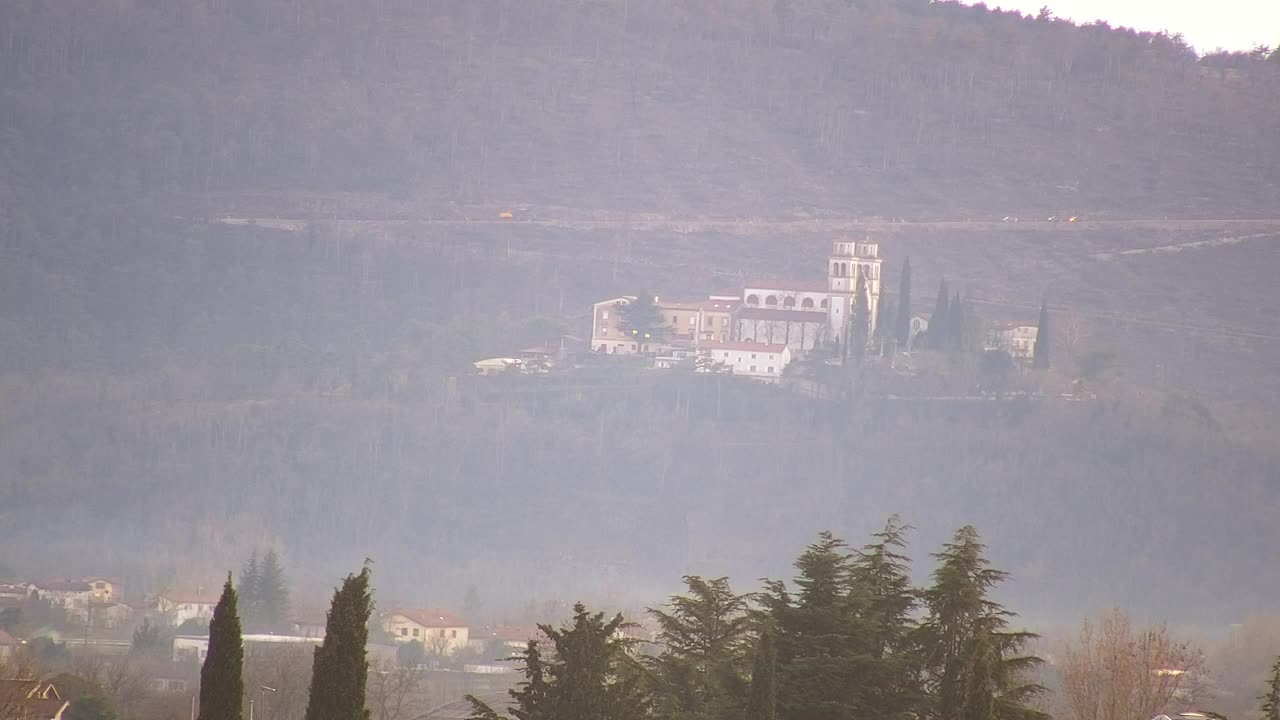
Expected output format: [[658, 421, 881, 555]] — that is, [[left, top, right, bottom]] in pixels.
[[590, 238, 885, 380]]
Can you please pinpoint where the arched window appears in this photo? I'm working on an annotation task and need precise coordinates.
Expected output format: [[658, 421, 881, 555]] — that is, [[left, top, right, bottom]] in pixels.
[[820, 299, 829, 309], [801, 297, 814, 309], [783, 296, 796, 308], [838, 262, 847, 277], [765, 295, 778, 306], [746, 294, 759, 305]]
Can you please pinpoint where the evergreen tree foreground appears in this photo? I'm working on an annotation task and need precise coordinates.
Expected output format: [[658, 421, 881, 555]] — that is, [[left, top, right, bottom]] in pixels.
[[199, 574, 244, 720], [305, 564, 373, 720]]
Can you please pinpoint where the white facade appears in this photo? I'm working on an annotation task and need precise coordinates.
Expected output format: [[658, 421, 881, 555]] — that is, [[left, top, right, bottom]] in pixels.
[[989, 325, 1039, 360], [156, 594, 218, 625], [700, 341, 792, 381], [382, 610, 470, 655], [735, 308, 828, 352]]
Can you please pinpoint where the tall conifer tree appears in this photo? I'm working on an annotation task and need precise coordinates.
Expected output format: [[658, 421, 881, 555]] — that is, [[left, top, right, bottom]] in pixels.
[[948, 292, 965, 353], [744, 629, 777, 720], [853, 517, 924, 720], [761, 532, 870, 720], [958, 632, 996, 720], [1261, 656, 1280, 720], [648, 576, 751, 720], [852, 270, 870, 364], [305, 565, 372, 720], [259, 549, 291, 633], [896, 257, 913, 349], [920, 527, 1045, 720], [468, 603, 650, 720], [930, 280, 950, 349], [240, 551, 261, 630], [199, 574, 244, 720], [1033, 301, 1051, 370]]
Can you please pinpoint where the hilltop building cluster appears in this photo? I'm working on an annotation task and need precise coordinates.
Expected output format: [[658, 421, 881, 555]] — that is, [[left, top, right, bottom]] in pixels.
[[590, 238, 885, 379]]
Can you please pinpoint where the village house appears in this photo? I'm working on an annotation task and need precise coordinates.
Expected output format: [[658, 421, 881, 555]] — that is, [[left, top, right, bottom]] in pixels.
[[0, 680, 69, 720], [27, 579, 92, 621], [174, 633, 322, 664], [909, 314, 930, 350], [699, 341, 792, 381], [0, 629, 20, 661], [988, 324, 1039, 361], [468, 625, 540, 654], [81, 577, 125, 604], [381, 609, 469, 655], [155, 592, 220, 625]]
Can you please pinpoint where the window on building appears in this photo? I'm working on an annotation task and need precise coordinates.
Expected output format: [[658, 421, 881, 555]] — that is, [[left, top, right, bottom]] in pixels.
[[768, 367, 774, 373], [750, 366, 757, 372], [401, 628, 408, 636], [602, 311, 608, 319], [801, 297, 814, 309], [765, 295, 778, 306], [451, 630, 458, 638], [672, 315, 678, 323], [689, 316, 696, 325], [821, 299, 829, 308], [413, 628, 420, 637], [746, 294, 759, 305], [601, 327, 608, 335], [783, 296, 795, 308], [751, 353, 757, 359]]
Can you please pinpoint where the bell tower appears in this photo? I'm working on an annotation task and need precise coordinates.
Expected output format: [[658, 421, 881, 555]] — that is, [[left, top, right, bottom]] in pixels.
[[826, 237, 883, 342]]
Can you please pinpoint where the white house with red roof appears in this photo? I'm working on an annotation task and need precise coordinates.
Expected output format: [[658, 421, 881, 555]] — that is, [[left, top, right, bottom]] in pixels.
[[381, 609, 469, 655], [700, 341, 791, 381], [155, 591, 220, 625]]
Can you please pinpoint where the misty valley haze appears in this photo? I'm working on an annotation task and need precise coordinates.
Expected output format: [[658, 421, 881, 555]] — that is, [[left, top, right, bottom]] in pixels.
[[1, 1, 1279, 719]]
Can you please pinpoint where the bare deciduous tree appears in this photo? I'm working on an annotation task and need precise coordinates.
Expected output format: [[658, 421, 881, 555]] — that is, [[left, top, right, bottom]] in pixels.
[[1059, 608, 1208, 720], [367, 659, 429, 720]]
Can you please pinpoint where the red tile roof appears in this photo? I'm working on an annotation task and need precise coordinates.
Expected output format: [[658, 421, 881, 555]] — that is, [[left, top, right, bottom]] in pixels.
[[699, 299, 740, 312], [388, 608, 468, 628], [30, 579, 91, 593], [744, 278, 829, 292], [158, 592, 220, 605], [703, 340, 790, 353], [476, 625, 541, 643], [737, 307, 828, 323]]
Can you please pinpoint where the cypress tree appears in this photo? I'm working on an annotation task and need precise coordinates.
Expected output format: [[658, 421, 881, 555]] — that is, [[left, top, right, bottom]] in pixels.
[[947, 292, 965, 353], [1261, 656, 1280, 720], [259, 549, 291, 633], [852, 270, 870, 364], [1033, 300, 1051, 370], [875, 297, 895, 355], [305, 565, 373, 720], [896, 257, 913, 349], [930, 280, 950, 349], [744, 629, 777, 720], [199, 574, 243, 720]]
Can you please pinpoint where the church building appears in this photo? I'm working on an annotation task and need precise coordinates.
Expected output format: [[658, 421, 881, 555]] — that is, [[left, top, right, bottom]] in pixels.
[[590, 237, 883, 358]]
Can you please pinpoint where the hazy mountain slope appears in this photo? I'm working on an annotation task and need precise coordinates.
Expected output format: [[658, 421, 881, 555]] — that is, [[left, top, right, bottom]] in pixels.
[[1, 0, 1278, 218], [1, 223, 1277, 625]]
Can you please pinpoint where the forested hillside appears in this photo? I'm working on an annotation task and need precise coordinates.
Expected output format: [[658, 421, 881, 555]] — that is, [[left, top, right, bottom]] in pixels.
[[1, 0, 1278, 218], [2, 223, 1278, 625], [1, 0, 1279, 625]]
